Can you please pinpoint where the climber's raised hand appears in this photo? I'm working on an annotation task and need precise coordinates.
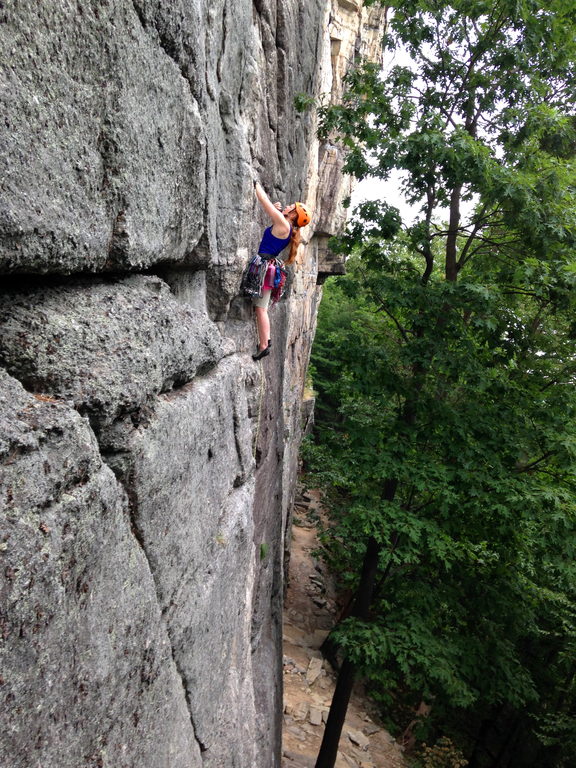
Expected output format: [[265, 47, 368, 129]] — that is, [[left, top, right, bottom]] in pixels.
[[254, 182, 291, 239]]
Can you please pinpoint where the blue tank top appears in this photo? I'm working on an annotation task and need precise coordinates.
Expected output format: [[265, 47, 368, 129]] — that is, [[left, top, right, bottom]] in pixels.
[[258, 226, 291, 257]]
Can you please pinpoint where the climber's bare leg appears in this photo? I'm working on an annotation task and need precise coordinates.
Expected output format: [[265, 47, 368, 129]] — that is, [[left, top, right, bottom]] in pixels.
[[254, 305, 270, 351]]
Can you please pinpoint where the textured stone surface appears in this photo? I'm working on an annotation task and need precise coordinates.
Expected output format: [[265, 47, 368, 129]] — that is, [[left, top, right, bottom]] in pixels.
[[0, 0, 205, 273], [102, 357, 258, 766], [0, 1, 386, 767], [0, 0, 325, 281], [111, 357, 255, 607], [311, 1, 388, 274], [0, 275, 225, 426], [0, 370, 201, 768]]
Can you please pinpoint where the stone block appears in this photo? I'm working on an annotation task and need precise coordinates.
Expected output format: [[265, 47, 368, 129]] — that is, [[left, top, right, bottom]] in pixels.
[[293, 701, 310, 722], [0, 276, 225, 427], [336, 751, 357, 768], [0, 370, 201, 767], [306, 656, 324, 686], [309, 706, 323, 726], [347, 728, 370, 750]]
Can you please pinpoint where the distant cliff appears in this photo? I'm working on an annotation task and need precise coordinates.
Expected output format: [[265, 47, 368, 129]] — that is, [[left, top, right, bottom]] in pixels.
[[0, 2, 386, 767]]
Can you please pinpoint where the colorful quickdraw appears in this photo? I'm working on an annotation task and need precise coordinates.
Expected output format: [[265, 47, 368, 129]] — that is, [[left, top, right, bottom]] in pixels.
[[270, 263, 287, 306], [241, 255, 288, 305], [240, 254, 269, 298]]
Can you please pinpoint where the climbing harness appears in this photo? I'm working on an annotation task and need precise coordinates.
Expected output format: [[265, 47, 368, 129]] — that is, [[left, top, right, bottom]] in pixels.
[[270, 261, 287, 306]]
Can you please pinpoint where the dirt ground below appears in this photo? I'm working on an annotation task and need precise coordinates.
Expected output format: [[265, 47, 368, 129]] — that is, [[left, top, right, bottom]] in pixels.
[[282, 489, 407, 768]]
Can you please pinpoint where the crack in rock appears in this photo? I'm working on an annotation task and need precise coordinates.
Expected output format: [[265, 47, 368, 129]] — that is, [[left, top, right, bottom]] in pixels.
[[100, 453, 208, 759]]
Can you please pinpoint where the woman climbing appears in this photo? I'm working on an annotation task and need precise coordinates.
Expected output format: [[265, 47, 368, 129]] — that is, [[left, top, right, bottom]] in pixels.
[[248, 180, 311, 361]]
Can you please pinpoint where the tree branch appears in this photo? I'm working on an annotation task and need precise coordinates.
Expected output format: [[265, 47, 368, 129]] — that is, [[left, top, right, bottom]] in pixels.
[[420, 185, 436, 285], [375, 303, 411, 343], [457, 203, 493, 268], [515, 452, 555, 474]]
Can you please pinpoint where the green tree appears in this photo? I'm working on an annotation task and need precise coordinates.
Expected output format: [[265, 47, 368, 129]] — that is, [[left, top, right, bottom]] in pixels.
[[310, 254, 576, 766], [308, 2, 576, 767]]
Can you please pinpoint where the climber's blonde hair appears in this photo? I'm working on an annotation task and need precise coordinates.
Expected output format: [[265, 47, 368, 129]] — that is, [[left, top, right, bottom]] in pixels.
[[284, 224, 301, 266], [283, 203, 311, 265]]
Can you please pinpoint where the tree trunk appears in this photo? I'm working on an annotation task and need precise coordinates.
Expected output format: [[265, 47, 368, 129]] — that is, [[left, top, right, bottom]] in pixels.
[[445, 185, 461, 282], [320, 591, 353, 670], [314, 657, 357, 768], [314, 537, 380, 768], [315, 481, 398, 768]]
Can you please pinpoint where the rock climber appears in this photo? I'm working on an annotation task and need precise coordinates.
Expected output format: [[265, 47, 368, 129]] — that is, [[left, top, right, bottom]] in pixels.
[[250, 180, 312, 361]]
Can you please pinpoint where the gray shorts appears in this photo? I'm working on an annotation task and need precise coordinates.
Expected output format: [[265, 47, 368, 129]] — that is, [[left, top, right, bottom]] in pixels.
[[252, 288, 272, 309]]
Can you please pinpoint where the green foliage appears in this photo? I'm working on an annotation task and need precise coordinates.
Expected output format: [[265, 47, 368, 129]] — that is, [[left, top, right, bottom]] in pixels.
[[415, 737, 468, 768], [310, 254, 576, 712], [310, 2, 576, 766], [294, 92, 316, 113]]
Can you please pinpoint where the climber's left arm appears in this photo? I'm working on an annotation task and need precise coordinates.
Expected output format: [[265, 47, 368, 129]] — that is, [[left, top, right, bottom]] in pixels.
[[254, 182, 290, 238]]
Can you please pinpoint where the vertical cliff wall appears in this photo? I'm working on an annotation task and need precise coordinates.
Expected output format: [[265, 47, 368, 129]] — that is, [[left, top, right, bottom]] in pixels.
[[0, 2, 386, 767]]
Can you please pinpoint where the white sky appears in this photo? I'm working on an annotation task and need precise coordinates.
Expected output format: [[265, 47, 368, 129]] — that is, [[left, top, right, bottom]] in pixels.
[[350, 170, 422, 224], [348, 28, 477, 227]]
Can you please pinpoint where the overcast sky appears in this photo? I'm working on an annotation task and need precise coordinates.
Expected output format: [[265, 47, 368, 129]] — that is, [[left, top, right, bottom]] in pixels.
[[345, 37, 424, 224], [346, 26, 487, 230], [350, 170, 422, 224]]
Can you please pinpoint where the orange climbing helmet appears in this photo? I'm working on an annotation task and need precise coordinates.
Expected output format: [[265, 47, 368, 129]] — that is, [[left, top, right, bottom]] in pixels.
[[294, 202, 312, 228]]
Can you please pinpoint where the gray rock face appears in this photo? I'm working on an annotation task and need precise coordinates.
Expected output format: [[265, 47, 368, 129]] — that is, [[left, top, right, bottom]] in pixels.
[[0, 275, 226, 427], [105, 357, 259, 765], [1, 0, 205, 273], [0, 371, 201, 768], [0, 1, 386, 767], [0, 0, 323, 281]]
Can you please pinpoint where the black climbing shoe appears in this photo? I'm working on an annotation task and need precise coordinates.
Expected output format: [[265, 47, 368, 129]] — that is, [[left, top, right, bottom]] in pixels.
[[252, 346, 270, 361]]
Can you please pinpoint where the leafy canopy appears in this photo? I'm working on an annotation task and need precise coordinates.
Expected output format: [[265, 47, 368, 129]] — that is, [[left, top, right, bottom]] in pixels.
[[308, 1, 576, 763]]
